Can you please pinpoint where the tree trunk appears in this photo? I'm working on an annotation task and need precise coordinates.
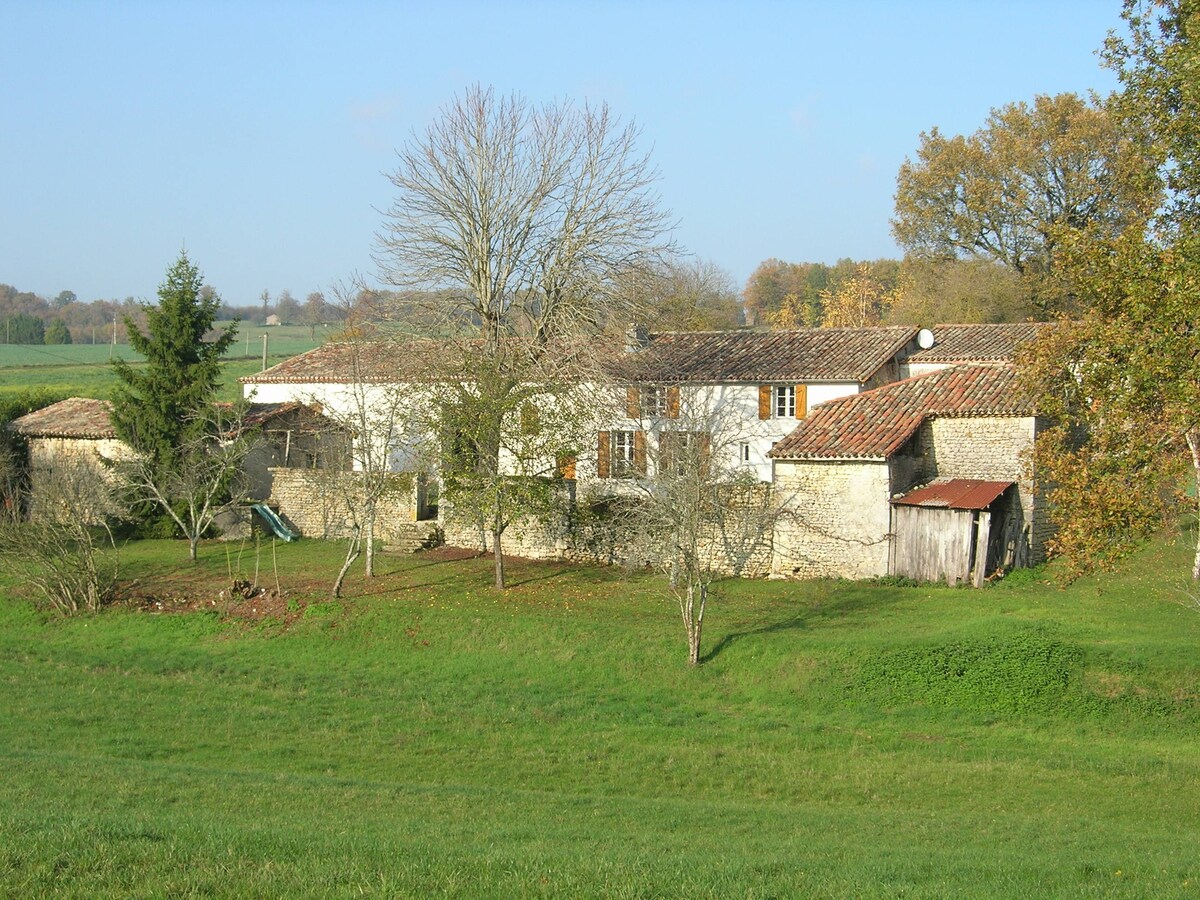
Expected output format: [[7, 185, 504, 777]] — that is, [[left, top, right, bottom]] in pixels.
[[189, 534, 199, 562], [1188, 430, 1200, 581], [492, 525, 505, 590], [332, 529, 361, 600], [364, 505, 376, 578]]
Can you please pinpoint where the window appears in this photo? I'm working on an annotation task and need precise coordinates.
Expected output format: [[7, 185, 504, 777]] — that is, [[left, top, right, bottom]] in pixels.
[[641, 386, 666, 417], [774, 385, 796, 418], [758, 384, 807, 420], [660, 431, 711, 476], [740, 442, 751, 463], [612, 430, 636, 476], [627, 385, 679, 419]]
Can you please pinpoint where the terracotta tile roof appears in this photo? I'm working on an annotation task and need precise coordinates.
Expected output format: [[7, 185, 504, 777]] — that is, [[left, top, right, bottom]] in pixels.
[[8, 397, 117, 439], [769, 364, 1033, 460], [9, 398, 327, 440], [893, 478, 1014, 510], [907, 322, 1051, 364], [620, 327, 917, 384], [241, 340, 448, 385]]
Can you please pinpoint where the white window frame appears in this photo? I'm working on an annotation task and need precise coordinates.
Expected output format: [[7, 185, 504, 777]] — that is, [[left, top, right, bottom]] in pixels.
[[774, 385, 796, 418], [612, 430, 636, 477], [642, 386, 667, 417]]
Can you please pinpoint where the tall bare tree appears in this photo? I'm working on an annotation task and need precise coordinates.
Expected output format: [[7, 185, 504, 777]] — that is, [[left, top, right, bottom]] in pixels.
[[375, 85, 675, 588]]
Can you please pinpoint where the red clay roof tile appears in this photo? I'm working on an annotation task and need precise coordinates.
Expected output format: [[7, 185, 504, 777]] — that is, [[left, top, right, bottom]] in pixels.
[[769, 364, 1032, 460]]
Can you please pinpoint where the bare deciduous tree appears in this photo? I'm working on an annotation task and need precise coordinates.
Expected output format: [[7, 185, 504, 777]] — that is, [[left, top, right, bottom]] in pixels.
[[117, 404, 256, 562], [613, 392, 784, 666], [0, 460, 120, 615], [374, 85, 675, 588]]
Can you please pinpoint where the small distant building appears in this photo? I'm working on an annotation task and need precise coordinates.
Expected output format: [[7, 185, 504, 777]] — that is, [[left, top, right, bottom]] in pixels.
[[264, 314, 283, 326]]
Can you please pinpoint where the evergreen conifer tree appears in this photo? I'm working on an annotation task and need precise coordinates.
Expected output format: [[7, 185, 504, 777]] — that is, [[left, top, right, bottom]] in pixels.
[[111, 253, 237, 475]]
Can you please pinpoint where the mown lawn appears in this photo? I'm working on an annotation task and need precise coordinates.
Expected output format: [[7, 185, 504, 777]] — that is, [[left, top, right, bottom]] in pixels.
[[1, 533, 1199, 897]]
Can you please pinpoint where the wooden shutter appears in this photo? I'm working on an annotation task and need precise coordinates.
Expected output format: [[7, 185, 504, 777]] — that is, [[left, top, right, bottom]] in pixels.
[[666, 386, 680, 419], [758, 385, 771, 420], [796, 383, 808, 419], [557, 454, 577, 480], [597, 431, 611, 479], [633, 430, 647, 474], [626, 386, 641, 418]]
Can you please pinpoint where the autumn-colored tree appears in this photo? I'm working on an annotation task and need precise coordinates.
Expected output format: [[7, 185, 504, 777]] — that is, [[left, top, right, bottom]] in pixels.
[[819, 264, 898, 328], [744, 259, 827, 327], [1024, 0, 1200, 581], [893, 92, 1159, 314], [886, 257, 1032, 325]]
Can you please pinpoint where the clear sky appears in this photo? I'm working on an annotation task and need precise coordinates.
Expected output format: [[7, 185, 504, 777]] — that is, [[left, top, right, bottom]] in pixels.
[[1, 0, 1125, 306]]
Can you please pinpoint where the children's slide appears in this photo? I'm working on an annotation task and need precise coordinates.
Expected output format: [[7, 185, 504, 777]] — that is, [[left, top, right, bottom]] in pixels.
[[251, 504, 299, 542]]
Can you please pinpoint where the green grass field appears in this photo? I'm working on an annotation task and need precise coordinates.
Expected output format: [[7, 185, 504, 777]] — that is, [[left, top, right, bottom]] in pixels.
[[0, 325, 325, 403], [2, 531, 1199, 897]]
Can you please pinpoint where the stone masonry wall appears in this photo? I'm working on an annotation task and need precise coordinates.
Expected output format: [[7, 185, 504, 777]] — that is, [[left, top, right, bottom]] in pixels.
[[440, 486, 773, 577], [26, 436, 137, 524], [267, 467, 419, 543], [924, 416, 1050, 565], [771, 460, 892, 579]]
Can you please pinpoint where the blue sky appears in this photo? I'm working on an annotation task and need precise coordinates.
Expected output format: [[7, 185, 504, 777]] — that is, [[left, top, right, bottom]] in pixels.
[[2, 0, 1124, 306]]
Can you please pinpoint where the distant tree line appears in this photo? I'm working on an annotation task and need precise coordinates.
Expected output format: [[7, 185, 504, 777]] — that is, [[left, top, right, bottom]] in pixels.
[[0, 282, 347, 346]]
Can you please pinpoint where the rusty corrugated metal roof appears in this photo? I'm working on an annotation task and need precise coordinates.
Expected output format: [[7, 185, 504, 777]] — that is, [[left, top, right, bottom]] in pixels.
[[893, 479, 1013, 510]]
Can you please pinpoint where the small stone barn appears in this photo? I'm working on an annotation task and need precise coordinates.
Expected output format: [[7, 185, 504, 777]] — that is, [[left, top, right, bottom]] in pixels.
[[7, 396, 343, 523], [768, 364, 1049, 583], [7, 397, 135, 522]]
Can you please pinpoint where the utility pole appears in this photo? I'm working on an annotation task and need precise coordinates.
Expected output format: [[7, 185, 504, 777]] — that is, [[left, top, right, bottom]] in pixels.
[[261, 333, 268, 371]]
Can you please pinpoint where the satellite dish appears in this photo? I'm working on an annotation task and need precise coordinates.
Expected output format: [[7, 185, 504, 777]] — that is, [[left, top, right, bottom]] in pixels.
[[917, 328, 935, 350]]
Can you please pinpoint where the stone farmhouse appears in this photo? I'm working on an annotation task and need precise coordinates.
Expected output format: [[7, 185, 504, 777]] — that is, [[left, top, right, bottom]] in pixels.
[[240, 322, 1049, 584]]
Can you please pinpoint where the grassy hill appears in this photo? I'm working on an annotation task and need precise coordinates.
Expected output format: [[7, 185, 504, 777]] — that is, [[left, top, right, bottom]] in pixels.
[[1, 531, 1198, 896]]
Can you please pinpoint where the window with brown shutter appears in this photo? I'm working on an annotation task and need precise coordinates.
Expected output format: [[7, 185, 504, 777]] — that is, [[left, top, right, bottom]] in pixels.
[[626, 386, 640, 418], [796, 383, 808, 419], [758, 385, 771, 420], [633, 430, 647, 474], [597, 431, 611, 479], [666, 386, 680, 419]]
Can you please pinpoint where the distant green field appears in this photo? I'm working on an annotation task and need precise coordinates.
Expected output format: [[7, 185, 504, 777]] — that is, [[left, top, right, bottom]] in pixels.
[[0, 324, 326, 403], [1, 529, 1199, 896]]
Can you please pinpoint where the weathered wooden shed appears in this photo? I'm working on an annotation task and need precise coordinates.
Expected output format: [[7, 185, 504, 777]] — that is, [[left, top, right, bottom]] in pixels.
[[890, 479, 1021, 587]]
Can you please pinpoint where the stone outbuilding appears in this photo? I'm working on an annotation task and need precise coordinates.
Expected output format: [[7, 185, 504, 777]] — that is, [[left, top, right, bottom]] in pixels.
[[768, 364, 1048, 583], [7, 396, 344, 526], [7, 398, 136, 522]]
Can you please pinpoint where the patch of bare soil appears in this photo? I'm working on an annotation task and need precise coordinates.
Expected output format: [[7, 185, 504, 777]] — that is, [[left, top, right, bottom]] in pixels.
[[123, 578, 308, 625]]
